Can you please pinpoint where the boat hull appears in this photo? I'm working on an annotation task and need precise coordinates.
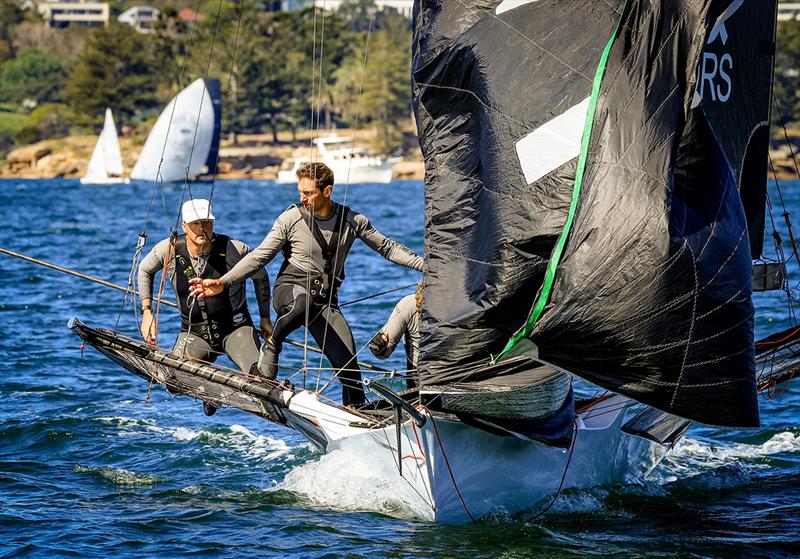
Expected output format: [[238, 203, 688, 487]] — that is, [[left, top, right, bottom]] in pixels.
[[276, 162, 396, 185], [79, 177, 131, 185], [282, 392, 669, 523]]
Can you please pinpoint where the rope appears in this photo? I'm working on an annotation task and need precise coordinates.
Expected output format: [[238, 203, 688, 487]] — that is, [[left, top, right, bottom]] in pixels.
[[526, 417, 579, 522], [207, 0, 246, 205], [339, 282, 417, 307], [426, 408, 475, 523], [316, 11, 387, 384]]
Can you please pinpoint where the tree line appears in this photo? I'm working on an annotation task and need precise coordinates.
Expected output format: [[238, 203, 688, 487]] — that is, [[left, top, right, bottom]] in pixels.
[[3, 2, 800, 159], [0, 0, 412, 155]]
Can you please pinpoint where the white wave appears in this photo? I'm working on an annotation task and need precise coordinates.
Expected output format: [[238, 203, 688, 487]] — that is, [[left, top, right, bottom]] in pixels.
[[279, 437, 432, 520], [74, 464, 167, 486], [671, 431, 799, 462], [226, 424, 294, 462], [95, 416, 154, 427], [172, 427, 202, 441], [655, 431, 799, 482], [166, 423, 295, 463]]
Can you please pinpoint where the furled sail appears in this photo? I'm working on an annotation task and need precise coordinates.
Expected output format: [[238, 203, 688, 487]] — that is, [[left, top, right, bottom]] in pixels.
[[131, 78, 218, 183], [412, 1, 777, 427]]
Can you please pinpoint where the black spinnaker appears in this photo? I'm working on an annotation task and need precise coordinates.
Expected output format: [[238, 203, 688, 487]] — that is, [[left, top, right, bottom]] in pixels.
[[412, 0, 778, 427]]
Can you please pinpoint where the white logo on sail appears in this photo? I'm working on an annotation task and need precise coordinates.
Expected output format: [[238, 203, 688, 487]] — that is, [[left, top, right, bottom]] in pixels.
[[691, 0, 743, 108]]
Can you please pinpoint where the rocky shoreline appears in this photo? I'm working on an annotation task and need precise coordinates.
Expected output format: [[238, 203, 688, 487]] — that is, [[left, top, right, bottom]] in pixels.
[[2, 135, 798, 181], [0, 135, 426, 181]]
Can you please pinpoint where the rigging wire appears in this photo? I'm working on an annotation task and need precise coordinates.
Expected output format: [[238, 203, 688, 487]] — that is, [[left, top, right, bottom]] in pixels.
[[114, 0, 217, 341], [173, 0, 226, 232], [316, 10, 377, 386], [525, 418, 579, 523], [207, 0, 246, 206]]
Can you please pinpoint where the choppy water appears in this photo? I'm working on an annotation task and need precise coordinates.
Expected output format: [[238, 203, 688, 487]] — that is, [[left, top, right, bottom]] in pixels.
[[0, 178, 798, 558]]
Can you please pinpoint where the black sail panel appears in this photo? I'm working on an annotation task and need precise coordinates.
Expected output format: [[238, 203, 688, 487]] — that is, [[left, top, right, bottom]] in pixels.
[[695, 1, 777, 258], [412, 0, 627, 376], [525, 0, 776, 427], [204, 78, 222, 176]]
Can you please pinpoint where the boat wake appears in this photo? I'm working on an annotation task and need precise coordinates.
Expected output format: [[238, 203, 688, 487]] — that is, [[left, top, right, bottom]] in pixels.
[[278, 437, 433, 520], [656, 431, 800, 481]]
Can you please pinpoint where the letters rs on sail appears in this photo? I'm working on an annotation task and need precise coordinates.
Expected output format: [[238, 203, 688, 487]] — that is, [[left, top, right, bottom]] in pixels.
[[691, 0, 743, 108]]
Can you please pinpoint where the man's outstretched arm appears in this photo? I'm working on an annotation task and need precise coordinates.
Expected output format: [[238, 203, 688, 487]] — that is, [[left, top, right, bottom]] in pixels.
[[354, 213, 423, 271], [191, 215, 288, 298]]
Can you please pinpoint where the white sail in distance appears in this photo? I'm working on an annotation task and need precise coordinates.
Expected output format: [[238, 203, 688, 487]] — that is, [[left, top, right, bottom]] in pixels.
[[131, 79, 216, 183], [81, 108, 127, 184]]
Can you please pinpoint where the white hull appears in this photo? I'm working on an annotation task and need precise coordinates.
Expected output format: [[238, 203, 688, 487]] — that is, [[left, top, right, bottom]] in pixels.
[[80, 176, 131, 185], [277, 162, 397, 184], [276, 135, 399, 184], [278, 391, 669, 523]]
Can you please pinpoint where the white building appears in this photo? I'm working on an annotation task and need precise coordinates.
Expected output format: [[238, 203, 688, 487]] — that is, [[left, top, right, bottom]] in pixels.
[[37, 1, 109, 28], [779, 3, 800, 21], [118, 5, 160, 33]]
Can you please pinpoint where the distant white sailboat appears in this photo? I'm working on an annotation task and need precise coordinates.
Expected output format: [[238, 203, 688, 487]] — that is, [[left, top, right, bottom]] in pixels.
[[130, 78, 221, 183], [81, 108, 129, 185]]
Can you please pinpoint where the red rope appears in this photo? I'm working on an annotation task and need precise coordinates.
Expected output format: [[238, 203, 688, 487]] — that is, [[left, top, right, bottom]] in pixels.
[[755, 325, 800, 347]]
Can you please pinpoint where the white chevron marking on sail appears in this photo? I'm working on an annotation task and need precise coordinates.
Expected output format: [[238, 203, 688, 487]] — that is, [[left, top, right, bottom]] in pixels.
[[708, 0, 744, 46], [515, 97, 590, 185], [496, 0, 539, 16]]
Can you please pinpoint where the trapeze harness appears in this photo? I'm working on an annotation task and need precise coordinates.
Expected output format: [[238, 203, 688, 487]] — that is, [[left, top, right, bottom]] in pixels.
[[173, 234, 253, 348], [274, 203, 351, 304]]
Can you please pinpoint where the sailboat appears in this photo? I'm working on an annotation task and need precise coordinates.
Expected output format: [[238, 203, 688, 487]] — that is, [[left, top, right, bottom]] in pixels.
[[71, 0, 796, 522], [80, 108, 129, 185], [130, 78, 222, 183]]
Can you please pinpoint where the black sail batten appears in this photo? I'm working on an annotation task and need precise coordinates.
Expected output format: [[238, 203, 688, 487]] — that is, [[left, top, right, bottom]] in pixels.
[[412, 0, 628, 378], [413, 1, 777, 428]]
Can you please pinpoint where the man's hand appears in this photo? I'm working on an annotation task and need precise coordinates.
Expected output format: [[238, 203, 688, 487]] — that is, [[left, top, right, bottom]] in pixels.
[[260, 317, 274, 340], [140, 309, 158, 346], [188, 277, 224, 299]]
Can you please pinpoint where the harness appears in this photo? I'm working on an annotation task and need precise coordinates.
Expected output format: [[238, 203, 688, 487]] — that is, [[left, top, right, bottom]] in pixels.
[[173, 234, 252, 345], [276, 203, 352, 304]]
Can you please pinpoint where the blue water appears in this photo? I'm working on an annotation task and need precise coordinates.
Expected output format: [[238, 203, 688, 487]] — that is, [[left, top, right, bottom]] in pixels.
[[0, 179, 798, 558]]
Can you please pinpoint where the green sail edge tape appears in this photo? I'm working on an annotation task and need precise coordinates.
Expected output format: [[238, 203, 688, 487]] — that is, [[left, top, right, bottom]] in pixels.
[[500, 0, 632, 358]]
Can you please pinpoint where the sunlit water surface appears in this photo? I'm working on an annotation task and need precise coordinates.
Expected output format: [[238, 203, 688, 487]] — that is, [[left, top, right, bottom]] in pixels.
[[0, 179, 797, 558]]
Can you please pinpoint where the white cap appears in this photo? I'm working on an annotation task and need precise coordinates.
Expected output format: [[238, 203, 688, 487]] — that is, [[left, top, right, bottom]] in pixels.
[[181, 199, 215, 223]]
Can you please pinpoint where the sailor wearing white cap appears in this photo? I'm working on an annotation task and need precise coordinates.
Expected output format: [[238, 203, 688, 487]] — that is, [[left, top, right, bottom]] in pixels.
[[137, 199, 273, 415]]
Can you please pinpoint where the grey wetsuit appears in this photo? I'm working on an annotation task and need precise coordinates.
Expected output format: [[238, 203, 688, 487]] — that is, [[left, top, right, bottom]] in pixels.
[[138, 235, 270, 372], [373, 293, 420, 387], [221, 203, 423, 406]]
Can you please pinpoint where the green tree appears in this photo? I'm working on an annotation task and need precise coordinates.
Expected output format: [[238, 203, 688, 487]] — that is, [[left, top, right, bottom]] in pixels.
[[228, 8, 351, 140], [0, 48, 68, 106], [65, 22, 160, 123], [332, 23, 411, 152], [0, 1, 23, 62], [774, 20, 800, 133], [15, 103, 72, 145]]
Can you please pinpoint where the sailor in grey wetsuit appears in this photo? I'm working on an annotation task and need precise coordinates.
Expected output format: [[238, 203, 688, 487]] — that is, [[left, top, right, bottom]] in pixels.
[[138, 199, 272, 408], [189, 163, 423, 407], [369, 287, 421, 388]]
